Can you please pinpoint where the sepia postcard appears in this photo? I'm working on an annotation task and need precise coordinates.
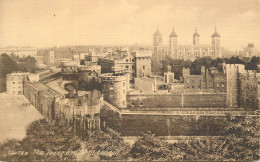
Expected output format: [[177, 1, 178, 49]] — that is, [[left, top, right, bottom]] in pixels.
[[0, 0, 259, 161]]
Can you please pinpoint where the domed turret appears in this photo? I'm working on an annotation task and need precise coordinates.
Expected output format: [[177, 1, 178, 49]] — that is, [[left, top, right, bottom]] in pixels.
[[211, 27, 221, 37], [153, 27, 162, 36], [153, 27, 162, 46], [169, 27, 178, 37], [169, 27, 178, 59], [193, 28, 200, 45], [193, 28, 200, 37], [212, 27, 221, 58]]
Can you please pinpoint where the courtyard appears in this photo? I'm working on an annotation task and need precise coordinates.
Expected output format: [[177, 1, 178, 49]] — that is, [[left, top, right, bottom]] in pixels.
[[0, 93, 43, 144]]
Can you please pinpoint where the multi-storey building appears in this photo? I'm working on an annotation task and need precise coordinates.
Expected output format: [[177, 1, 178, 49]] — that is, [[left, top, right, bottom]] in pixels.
[[6, 72, 28, 95], [48, 48, 74, 65], [182, 66, 226, 93], [99, 50, 152, 81], [153, 27, 222, 63]]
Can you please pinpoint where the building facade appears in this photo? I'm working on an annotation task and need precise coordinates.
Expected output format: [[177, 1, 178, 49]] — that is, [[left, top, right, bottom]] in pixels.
[[153, 27, 222, 63], [6, 72, 28, 95]]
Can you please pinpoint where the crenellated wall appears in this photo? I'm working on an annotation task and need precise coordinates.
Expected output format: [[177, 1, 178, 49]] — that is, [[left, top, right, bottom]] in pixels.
[[127, 93, 227, 109]]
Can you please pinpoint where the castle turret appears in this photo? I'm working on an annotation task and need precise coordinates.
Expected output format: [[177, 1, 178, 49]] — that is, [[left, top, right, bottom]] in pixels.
[[193, 28, 200, 46], [152, 27, 163, 73], [211, 27, 221, 58], [169, 27, 178, 59], [153, 27, 162, 47], [101, 73, 128, 108]]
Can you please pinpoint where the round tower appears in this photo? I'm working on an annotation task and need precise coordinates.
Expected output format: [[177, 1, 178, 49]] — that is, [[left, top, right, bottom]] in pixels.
[[211, 27, 221, 58], [101, 73, 127, 108], [193, 28, 200, 46], [169, 27, 178, 59]]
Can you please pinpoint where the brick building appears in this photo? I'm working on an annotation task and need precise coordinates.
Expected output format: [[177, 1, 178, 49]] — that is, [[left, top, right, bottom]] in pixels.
[[99, 50, 152, 81], [6, 72, 28, 95], [182, 66, 226, 93]]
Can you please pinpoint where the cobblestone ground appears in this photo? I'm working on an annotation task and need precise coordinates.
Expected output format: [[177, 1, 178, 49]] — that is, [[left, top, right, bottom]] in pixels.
[[0, 93, 43, 144]]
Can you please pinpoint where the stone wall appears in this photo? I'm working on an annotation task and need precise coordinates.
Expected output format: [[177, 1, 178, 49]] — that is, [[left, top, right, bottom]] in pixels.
[[127, 93, 227, 109], [100, 104, 226, 136]]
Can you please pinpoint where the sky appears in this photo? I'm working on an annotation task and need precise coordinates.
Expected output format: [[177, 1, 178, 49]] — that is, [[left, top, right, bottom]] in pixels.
[[0, 0, 260, 50]]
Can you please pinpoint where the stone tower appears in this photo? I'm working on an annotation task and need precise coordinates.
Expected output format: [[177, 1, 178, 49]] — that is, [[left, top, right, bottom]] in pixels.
[[225, 64, 246, 107], [152, 27, 162, 73], [101, 73, 128, 109], [153, 27, 162, 58], [193, 28, 200, 46], [211, 27, 221, 58], [169, 27, 178, 59]]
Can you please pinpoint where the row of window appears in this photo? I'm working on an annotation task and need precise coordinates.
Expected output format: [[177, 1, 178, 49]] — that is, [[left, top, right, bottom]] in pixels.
[[13, 82, 22, 84], [179, 51, 214, 56], [131, 102, 143, 106], [186, 83, 225, 89]]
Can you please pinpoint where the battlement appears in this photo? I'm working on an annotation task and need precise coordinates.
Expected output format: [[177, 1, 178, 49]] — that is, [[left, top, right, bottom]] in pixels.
[[101, 73, 128, 82], [77, 64, 101, 72], [131, 51, 152, 58]]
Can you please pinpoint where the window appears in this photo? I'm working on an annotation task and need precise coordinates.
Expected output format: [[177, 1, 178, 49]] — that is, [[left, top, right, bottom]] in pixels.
[[123, 90, 125, 93], [179, 52, 182, 55], [212, 52, 214, 55], [143, 66, 145, 69], [131, 102, 135, 106], [126, 59, 128, 62], [204, 52, 206, 55], [126, 65, 129, 69], [122, 101, 125, 105], [123, 82, 125, 86], [89, 73, 91, 76], [139, 102, 143, 106], [13, 82, 15, 84], [195, 52, 198, 55], [187, 52, 190, 55], [192, 85, 195, 88], [109, 87, 114, 90], [187, 86, 189, 88]]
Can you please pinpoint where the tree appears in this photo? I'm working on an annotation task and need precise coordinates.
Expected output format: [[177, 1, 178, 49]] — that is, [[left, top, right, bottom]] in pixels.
[[245, 56, 259, 70], [0, 54, 19, 79], [239, 75, 259, 111], [224, 115, 260, 161], [0, 119, 81, 161], [176, 138, 229, 161], [84, 128, 130, 160], [130, 132, 174, 161]]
